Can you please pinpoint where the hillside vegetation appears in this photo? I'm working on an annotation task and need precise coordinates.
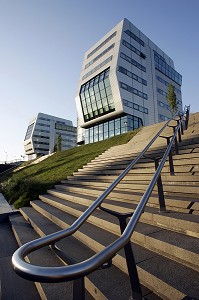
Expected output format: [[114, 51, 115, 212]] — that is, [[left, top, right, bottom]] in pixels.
[[0, 130, 138, 208]]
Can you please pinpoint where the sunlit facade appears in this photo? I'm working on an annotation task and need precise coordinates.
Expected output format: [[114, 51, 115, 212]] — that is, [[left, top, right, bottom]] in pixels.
[[75, 18, 182, 144], [24, 113, 77, 160]]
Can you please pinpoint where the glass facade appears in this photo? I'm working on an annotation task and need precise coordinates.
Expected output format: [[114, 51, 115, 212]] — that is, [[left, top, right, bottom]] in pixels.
[[156, 75, 181, 95], [84, 114, 143, 144], [122, 39, 146, 58], [118, 66, 147, 86], [120, 52, 146, 72], [124, 30, 145, 46], [79, 68, 115, 122], [24, 123, 34, 140], [123, 99, 148, 114], [120, 82, 148, 100], [154, 51, 182, 85]]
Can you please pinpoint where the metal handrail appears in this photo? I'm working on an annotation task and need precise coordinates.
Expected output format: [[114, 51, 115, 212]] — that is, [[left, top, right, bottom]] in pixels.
[[12, 107, 189, 284]]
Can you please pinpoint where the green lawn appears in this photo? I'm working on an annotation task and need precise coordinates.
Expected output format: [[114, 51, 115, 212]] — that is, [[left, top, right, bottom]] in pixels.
[[0, 130, 139, 208]]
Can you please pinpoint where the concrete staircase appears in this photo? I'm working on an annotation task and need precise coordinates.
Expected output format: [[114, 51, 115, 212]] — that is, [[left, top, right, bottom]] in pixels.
[[1, 112, 199, 299]]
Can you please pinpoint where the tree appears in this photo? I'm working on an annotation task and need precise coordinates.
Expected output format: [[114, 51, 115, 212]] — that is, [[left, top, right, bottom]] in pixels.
[[57, 133, 62, 152], [166, 83, 177, 116], [54, 134, 62, 152]]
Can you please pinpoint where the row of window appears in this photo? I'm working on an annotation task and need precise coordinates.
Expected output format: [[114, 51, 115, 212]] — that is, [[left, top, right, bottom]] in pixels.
[[38, 117, 50, 121], [36, 123, 50, 127], [123, 99, 148, 114], [154, 51, 182, 85], [157, 88, 182, 105], [24, 123, 35, 140], [159, 114, 169, 121], [84, 114, 143, 144], [87, 31, 117, 59], [118, 66, 147, 86], [33, 134, 49, 139], [124, 30, 145, 47], [122, 39, 146, 59], [82, 56, 112, 80], [157, 88, 167, 96], [85, 44, 115, 69], [34, 147, 49, 152], [158, 100, 170, 111], [55, 123, 77, 132], [56, 132, 76, 138], [61, 138, 76, 143], [156, 75, 181, 95], [120, 82, 148, 100], [34, 129, 50, 134], [34, 141, 49, 145], [120, 52, 146, 72]]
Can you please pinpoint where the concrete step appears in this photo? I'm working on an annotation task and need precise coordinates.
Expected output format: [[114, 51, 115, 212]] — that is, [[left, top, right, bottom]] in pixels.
[[76, 163, 196, 176], [0, 221, 40, 300], [87, 152, 199, 167], [19, 206, 154, 300], [9, 213, 74, 300], [30, 199, 199, 299], [50, 186, 199, 237], [81, 157, 199, 172], [48, 187, 199, 215], [38, 195, 199, 272], [67, 173, 199, 182], [59, 180, 199, 196]]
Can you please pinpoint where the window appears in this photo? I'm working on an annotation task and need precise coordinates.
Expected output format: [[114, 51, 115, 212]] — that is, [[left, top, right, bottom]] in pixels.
[[123, 99, 148, 114], [85, 44, 115, 69], [87, 31, 117, 58], [82, 56, 113, 80], [120, 52, 146, 72], [154, 51, 182, 85], [84, 114, 143, 144], [24, 123, 34, 140], [120, 82, 148, 100], [118, 66, 147, 86], [156, 75, 181, 95], [124, 30, 144, 46], [122, 40, 146, 59], [79, 68, 115, 122]]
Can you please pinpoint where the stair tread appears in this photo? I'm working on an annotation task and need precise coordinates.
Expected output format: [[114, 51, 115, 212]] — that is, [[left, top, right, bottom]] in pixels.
[[30, 199, 199, 299], [9, 214, 73, 300], [20, 206, 143, 300], [37, 196, 199, 257], [0, 221, 40, 300], [50, 188, 199, 226]]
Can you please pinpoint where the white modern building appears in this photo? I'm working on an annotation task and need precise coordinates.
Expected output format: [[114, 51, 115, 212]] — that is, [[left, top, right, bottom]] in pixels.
[[24, 113, 77, 160], [75, 18, 182, 144]]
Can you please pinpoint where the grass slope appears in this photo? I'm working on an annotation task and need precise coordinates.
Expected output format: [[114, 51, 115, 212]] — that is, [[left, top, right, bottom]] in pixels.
[[0, 130, 138, 208]]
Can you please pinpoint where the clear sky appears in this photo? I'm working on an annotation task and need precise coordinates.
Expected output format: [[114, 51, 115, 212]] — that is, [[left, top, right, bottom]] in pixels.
[[0, 0, 199, 162]]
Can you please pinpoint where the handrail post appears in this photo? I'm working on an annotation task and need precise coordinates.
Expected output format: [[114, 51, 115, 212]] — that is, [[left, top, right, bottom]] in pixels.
[[73, 277, 85, 300], [119, 217, 142, 300], [168, 126, 178, 154], [154, 158, 166, 212], [160, 136, 175, 175], [176, 120, 182, 142]]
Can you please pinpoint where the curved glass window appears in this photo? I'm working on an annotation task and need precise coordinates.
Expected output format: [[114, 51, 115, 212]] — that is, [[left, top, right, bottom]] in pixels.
[[79, 68, 115, 122]]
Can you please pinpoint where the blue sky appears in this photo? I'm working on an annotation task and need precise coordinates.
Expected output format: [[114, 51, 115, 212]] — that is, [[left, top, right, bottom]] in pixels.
[[0, 0, 199, 162]]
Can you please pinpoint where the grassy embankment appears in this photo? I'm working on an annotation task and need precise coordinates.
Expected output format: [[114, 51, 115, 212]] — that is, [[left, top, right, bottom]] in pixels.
[[0, 130, 139, 208]]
